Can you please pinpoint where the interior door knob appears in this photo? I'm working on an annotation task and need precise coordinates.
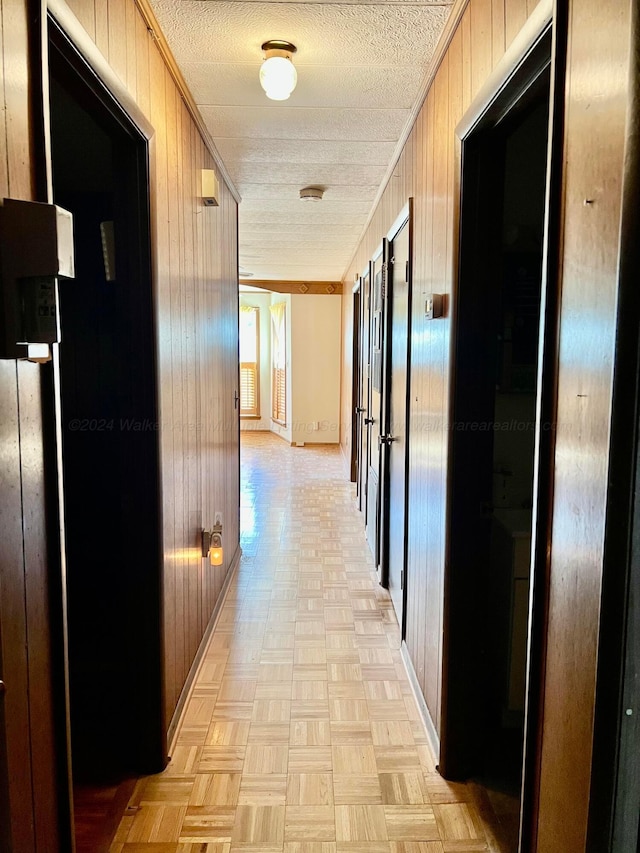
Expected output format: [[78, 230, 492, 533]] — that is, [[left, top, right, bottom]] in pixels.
[[355, 406, 366, 413], [379, 434, 396, 447], [364, 417, 375, 425]]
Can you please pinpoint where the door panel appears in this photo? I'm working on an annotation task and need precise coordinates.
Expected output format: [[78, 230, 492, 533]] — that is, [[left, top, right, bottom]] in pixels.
[[366, 252, 385, 564], [386, 219, 411, 623], [0, 625, 11, 853], [351, 289, 361, 483], [357, 272, 371, 513]]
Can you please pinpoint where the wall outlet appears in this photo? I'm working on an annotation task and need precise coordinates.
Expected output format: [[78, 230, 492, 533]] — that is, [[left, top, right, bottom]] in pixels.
[[214, 511, 222, 526], [312, 421, 319, 431]]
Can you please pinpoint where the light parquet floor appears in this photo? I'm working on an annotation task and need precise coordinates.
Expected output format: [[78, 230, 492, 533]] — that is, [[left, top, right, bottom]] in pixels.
[[110, 432, 501, 853]]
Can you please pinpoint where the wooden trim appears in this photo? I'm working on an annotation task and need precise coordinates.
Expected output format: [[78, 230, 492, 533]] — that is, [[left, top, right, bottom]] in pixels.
[[518, 8, 566, 849], [456, 0, 553, 140], [401, 642, 440, 762], [386, 201, 411, 242], [46, 0, 241, 202], [441, 16, 554, 791], [167, 544, 242, 751], [47, 0, 154, 140], [587, 0, 640, 845], [241, 279, 343, 295], [132, 0, 240, 203], [343, 0, 470, 279]]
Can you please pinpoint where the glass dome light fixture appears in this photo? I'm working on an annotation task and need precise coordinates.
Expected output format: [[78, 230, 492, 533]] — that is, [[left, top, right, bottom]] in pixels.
[[260, 40, 298, 101]]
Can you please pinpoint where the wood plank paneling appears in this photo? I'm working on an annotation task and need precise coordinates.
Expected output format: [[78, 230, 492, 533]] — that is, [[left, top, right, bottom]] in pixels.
[[58, 0, 241, 738], [18, 361, 62, 852], [340, 0, 636, 848], [535, 0, 633, 848], [0, 1, 66, 849], [0, 361, 35, 853]]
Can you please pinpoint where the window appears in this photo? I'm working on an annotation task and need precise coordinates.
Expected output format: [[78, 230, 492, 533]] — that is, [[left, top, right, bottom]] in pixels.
[[239, 305, 259, 417], [270, 302, 286, 424]]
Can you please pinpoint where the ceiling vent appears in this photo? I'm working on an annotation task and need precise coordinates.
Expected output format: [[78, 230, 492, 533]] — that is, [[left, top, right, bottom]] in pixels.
[[299, 187, 324, 202]]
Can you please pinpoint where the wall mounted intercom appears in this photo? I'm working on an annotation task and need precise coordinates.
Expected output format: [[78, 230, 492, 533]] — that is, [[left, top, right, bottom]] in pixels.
[[0, 198, 75, 361]]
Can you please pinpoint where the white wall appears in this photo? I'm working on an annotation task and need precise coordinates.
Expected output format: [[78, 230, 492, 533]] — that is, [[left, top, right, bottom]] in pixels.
[[290, 295, 342, 445], [239, 291, 341, 445], [239, 292, 271, 431], [269, 293, 292, 444]]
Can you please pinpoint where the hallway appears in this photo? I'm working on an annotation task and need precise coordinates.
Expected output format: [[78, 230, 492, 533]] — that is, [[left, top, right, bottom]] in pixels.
[[110, 432, 503, 851]]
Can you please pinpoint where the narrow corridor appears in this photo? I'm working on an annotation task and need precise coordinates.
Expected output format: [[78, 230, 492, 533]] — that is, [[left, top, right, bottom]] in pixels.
[[110, 432, 500, 851]]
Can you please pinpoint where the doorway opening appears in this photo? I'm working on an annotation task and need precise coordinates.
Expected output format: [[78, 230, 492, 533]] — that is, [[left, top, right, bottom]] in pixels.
[[356, 267, 371, 516], [48, 21, 165, 849], [441, 33, 552, 852], [379, 205, 412, 627]]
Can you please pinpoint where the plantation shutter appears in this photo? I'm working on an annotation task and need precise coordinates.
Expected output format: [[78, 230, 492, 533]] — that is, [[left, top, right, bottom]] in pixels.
[[239, 305, 260, 417], [270, 302, 287, 424]]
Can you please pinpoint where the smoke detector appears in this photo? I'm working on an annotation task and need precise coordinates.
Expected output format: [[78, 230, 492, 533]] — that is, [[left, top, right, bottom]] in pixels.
[[299, 186, 324, 202]]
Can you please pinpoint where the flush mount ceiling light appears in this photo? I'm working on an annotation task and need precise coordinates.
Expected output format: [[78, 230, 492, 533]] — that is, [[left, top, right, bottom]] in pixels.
[[260, 40, 297, 101], [299, 186, 324, 202]]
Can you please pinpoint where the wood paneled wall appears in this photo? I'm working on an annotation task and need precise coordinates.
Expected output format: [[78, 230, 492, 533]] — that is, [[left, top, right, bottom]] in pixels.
[[0, 1, 64, 849], [535, 0, 633, 848], [61, 0, 240, 727], [341, 0, 540, 743], [340, 0, 636, 848], [0, 0, 239, 846]]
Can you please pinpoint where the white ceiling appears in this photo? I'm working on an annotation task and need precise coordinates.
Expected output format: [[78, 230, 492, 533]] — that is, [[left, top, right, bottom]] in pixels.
[[150, 0, 454, 282]]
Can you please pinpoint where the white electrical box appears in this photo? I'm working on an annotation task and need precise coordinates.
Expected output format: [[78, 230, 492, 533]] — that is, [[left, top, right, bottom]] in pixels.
[[425, 293, 443, 320]]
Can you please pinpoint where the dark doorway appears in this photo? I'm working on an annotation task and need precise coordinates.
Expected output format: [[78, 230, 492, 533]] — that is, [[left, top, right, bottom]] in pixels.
[[441, 41, 552, 851], [366, 247, 385, 569], [350, 286, 361, 484], [357, 269, 371, 514], [379, 207, 412, 625], [48, 20, 165, 845]]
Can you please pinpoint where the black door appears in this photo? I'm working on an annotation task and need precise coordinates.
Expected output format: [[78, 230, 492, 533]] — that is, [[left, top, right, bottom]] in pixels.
[[380, 211, 411, 624], [49, 22, 165, 787], [441, 38, 553, 851]]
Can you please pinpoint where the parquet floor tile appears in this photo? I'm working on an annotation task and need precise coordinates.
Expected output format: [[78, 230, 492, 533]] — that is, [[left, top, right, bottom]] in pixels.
[[112, 434, 503, 852]]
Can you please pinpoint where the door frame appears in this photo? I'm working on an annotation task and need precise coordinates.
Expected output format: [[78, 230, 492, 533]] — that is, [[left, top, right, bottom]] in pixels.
[[357, 263, 372, 514], [37, 4, 165, 839], [366, 241, 386, 569], [441, 1, 561, 847], [48, 9, 166, 767], [586, 2, 640, 845], [378, 201, 413, 625], [350, 282, 361, 483]]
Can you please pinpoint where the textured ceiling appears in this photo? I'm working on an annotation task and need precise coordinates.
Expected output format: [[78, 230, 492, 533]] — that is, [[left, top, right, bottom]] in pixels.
[[150, 0, 454, 282]]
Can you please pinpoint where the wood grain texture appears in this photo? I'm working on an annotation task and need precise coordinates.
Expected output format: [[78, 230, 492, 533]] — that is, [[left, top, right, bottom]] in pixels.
[[340, 0, 636, 847], [0, 2, 65, 849], [535, 0, 633, 849], [341, 0, 551, 746], [59, 0, 240, 729]]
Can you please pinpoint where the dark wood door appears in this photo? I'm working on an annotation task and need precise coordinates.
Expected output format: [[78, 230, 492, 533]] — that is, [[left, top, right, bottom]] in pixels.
[[366, 250, 385, 563], [357, 271, 371, 513], [384, 217, 411, 623], [49, 27, 165, 784], [0, 641, 10, 853], [350, 288, 361, 484], [441, 53, 551, 802]]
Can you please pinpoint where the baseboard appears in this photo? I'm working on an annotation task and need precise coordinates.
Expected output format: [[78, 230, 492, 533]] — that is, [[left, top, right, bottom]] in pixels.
[[401, 641, 441, 764], [167, 543, 242, 752]]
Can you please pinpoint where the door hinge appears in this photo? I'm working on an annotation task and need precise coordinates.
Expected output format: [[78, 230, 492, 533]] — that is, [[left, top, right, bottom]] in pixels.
[[401, 569, 405, 589], [406, 260, 409, 282]]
